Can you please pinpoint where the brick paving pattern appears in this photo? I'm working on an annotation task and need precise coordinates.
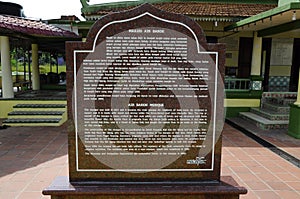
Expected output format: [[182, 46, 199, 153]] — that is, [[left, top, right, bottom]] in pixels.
[[0, 123, 299, 198], [222, 124, 300, 199]]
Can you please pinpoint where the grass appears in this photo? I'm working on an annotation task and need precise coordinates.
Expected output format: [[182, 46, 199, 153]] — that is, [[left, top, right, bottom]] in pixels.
[[8, 62, 66, 74]]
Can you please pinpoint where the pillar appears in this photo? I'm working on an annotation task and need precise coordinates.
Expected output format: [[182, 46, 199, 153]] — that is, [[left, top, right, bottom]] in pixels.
[[0, 36, 14, 98], [250, 32, 263, 91], [31, 43, 40, 90], [251, 32, 262, 76]]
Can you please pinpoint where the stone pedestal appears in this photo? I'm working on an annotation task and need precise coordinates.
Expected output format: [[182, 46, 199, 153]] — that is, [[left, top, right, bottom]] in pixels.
[[43, 176, 247, 199]]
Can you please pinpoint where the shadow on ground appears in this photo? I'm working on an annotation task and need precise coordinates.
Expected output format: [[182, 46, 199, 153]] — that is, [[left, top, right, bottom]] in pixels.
[[0, 122, 68, 177]]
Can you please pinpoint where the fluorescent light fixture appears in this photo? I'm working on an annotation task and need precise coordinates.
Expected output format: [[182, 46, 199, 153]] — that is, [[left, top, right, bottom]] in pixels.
[[292, 11, 296, 21]]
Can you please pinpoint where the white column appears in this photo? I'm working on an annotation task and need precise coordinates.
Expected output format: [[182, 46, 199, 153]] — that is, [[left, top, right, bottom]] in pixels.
[[295, 70, 300, 105], [31, 43, 40, 90], [0, 36, 14, 98], [251, 32, 262, 76]]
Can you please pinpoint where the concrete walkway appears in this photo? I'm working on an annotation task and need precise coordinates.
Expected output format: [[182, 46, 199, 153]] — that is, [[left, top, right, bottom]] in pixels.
[[0, 123, 299, 198]]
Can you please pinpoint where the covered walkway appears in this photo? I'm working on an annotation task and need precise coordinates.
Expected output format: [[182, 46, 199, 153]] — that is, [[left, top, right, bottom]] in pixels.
[[0, 123, 299, 198], [0, 3, 80, 99]]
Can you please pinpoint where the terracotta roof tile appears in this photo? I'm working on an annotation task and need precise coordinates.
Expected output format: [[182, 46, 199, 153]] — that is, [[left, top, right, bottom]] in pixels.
[[91, 2, 276, 18], [0, 15, 79, 38]]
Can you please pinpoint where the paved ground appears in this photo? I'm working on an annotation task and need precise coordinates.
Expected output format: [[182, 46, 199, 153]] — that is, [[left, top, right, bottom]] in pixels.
[[222, 124, 300, 199], [227, 117, 300, 162], [0, 123, 299, 198]]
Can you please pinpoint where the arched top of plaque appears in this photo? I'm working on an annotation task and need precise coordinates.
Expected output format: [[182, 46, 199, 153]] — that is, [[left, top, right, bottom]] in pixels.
[[84, 3, 207, 50]]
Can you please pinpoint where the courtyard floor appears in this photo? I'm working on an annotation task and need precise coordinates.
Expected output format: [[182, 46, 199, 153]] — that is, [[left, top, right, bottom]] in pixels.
[[0, 123, 299, 198]]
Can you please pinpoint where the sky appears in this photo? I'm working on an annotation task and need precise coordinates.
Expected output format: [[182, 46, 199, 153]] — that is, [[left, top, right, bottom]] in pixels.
[[4, 0, 128, 20]]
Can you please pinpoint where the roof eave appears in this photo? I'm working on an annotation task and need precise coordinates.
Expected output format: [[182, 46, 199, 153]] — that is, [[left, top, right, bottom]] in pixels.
[[189, 16, 244, 22], [224, 2, 300, 31]]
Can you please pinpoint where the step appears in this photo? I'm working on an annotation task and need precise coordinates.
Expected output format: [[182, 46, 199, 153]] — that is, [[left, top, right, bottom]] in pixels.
[[3, 118, 63, 127], [239, 112, 289, 130], [261, 102, 290, 114], [264, 97, 296, 106], [250, 108, 289, 121], [13, 104, 66, 111], [7, 111, 64, 119]]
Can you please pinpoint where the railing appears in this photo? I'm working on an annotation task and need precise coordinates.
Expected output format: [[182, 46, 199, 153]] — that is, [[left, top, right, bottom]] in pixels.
[[225, 78, 251, 91]]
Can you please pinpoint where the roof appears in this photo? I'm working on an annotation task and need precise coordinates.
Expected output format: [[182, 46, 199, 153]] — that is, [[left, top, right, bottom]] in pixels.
[[83, 2, 277, 20], [0, 15, 79, 38], [0, 15, 81, 53], [225, 2, 300, 32], [223, 2, 300, 38], [152, 3, 276, 17]]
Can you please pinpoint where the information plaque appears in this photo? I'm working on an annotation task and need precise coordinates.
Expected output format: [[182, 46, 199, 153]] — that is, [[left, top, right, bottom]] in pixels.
[[66, 3, 225, 183]]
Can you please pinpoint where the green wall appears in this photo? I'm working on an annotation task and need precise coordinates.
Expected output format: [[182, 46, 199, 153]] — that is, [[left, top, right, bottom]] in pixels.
[[288, 104, 300, 139]]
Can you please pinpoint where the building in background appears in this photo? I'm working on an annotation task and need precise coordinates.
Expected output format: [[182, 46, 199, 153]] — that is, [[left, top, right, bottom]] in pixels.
[[1, 0, 300, 138], [68, 0, 300, 137], [0, 1, 80, 126]]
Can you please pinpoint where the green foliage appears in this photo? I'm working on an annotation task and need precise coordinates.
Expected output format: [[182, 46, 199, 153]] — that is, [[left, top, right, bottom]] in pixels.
[[0, 48, 66, 74]]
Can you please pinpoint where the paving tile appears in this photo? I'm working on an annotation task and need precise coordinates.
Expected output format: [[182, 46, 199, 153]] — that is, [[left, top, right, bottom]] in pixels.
[[274, 172, 300, 182], [266, 164, 289, 173], [0, 174, 13, 184], [241, 157, 258, 167], [229, 166, 252, 173], [244, 181, 270, 191], [10, 172, 36, 182], [221, 166, 232, 175], [242, 148, 262, 156], [288, 181, 300, 191], [286, 164, 300, 173], [291, 171, 300, 180], [17, 191, 44, 199], [240, 190, 258, 199], [266, 181, 293, 191], [275, 190, 300, 199], [43, 155, 68, 167], [58, 166, 69, 176], [245, 165, 269, 174], [24, 180, 52, 192], [1, 180, 28, 192], [254, 190, 281, 199], [0, 191, 19, 198], [225, 160, 244, 167], [236, 173, 262, 182], [257, 171, 281, 182]]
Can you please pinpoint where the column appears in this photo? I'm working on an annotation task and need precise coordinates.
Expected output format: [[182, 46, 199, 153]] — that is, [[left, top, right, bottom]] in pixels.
[[251, 32, 262, 76], [31, 43, 40, 90], [0, 36, 14, 98], [250, 32, 263, 91]]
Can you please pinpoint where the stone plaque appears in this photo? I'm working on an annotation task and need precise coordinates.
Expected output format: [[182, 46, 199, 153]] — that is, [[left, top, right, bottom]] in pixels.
[[66, 4, 225, 183]]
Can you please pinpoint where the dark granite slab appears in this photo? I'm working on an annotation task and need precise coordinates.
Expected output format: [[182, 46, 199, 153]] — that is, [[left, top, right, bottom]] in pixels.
[[43, 176, 247, 199]]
